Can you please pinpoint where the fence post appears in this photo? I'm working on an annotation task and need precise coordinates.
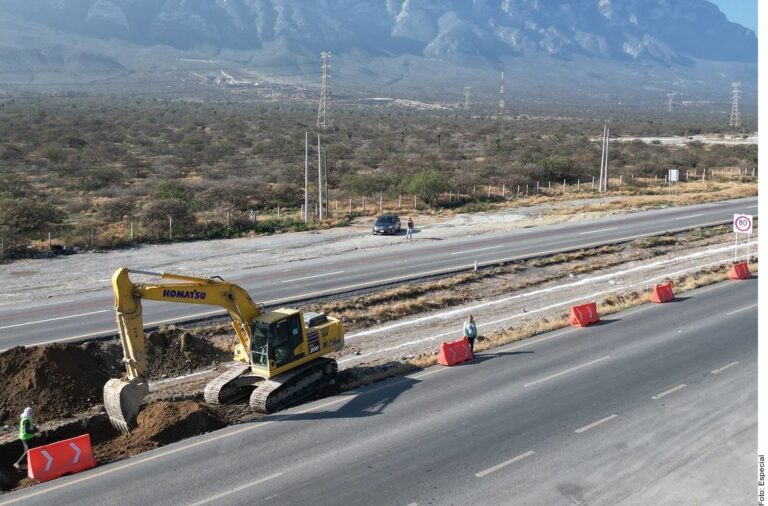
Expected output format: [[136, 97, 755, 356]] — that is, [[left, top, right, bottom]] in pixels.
[[168, 217, 172, 240], [449, 191, 452, 203], [227, 211, 231, 227], [488, 184, 491, 198], [536, 181, 540, 193], [548, 181, 551, 190], [562, 179, 566, 194], [349, 199, 352, 214], [525, 183, 529, 195], [620, 175, 623, 185], [577, 179, 580, 191], [414, 195, 417, 209], [592, 176, 595, 188], [363, 199, 366, 212], [502, 184, 506, 197], [130, 222, 134, 240], [399, 194, 402, 209], [379, 195, 383, 213]]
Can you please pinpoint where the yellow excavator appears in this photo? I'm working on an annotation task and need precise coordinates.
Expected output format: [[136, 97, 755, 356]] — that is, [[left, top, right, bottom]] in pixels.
[[104, 267, 344, 432]]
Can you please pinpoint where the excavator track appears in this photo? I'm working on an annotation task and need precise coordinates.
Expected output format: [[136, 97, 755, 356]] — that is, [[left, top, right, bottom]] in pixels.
[[203, 363, 252, 405], [250, 358, 337, 413]]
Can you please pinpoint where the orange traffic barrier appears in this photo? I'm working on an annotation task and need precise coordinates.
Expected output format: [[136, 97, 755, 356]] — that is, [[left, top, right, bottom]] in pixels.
[[650, 282, 675, 303], [570, 302, 600, 327], [438, 337, 474, 366], [728, 261, 752, 280], [28, 434, 96, 483]]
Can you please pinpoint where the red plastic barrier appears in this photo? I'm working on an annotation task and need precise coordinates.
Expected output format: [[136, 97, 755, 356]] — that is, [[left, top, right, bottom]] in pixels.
[[650, 282, 675, 303], [728, 261, 752, 280], [438, 337, 474, 366], [570, 302, 600, 327], [28, 434, 96, 483]]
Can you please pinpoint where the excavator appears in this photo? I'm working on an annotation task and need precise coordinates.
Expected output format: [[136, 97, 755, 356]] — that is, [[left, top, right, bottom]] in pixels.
[[104, 267, 344, 433]]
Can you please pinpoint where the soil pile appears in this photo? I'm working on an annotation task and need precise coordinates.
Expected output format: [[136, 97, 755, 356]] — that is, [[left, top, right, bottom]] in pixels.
[[144, 327, 229, 379], [93, 401, 224, 463], [0, 344, 108, 425]]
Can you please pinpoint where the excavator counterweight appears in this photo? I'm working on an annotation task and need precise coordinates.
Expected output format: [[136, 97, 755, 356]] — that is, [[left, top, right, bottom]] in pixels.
[[105, 268, 344, 432]]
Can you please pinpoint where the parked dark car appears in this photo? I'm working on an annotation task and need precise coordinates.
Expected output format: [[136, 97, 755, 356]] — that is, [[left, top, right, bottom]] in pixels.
[[372, 214, 401, 235]]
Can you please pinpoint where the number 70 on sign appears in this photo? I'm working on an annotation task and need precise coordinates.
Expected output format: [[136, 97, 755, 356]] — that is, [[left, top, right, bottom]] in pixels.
[[733, 214, 753, 235]]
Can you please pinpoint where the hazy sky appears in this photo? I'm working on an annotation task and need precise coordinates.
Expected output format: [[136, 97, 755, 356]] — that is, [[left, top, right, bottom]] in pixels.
[[710, 0, 757, 32]]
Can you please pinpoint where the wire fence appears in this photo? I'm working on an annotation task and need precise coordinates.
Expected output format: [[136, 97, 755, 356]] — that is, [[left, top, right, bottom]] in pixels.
[[0, 167, 757, 257]]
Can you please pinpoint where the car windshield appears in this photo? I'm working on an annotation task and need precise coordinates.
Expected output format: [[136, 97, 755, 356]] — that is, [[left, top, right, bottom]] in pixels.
[[376, 216, 395, 223]]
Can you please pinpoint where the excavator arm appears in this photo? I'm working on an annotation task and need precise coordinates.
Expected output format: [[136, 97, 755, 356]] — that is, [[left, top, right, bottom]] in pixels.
[[106, 268, 263, 432]]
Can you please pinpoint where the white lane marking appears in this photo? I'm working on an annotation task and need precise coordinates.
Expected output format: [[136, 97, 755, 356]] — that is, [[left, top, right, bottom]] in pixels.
[[726, 304, 758, 316], [475, 451, 535, 478], [579, 227, 618, 235], [651, 384, 687, 400], [524, 356, 610, 388], [450, 245, 503, 256], [575, 414, 619, 434], [406, 503, 418, 506], [711, 361, 739, 374], [187, 472, 283, 506], [0, 310, 111, 330], [280, 271, 344, 283], [675, 214, 704, 220], [748, 205, 758, 209]]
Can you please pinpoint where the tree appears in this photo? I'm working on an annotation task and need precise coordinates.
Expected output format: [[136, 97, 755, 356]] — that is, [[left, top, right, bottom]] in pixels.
[[403, 168, 450, 207], [141, 199, 196, 239], [0, 198, 65, 248]]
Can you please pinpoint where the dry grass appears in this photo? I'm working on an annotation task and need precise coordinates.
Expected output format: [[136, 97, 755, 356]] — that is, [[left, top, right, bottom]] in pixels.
[[389, 260, 758, 374]]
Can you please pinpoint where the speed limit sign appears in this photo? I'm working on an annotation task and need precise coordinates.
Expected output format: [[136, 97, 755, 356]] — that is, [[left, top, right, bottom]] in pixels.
[[733, 214, 753, 234]]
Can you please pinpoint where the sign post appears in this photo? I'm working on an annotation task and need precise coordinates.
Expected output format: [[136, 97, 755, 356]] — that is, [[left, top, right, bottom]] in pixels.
[[668, 169, 679, 204], [732, 214, 753, 261]]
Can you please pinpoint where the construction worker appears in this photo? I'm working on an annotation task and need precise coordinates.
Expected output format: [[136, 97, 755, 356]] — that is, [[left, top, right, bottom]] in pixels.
[[13, 407, 38, 470], [464, 314, 478, 353]]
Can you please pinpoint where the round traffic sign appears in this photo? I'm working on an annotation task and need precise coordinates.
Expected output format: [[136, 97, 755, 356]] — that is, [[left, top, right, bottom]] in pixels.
[[734, 215, 752, 233]]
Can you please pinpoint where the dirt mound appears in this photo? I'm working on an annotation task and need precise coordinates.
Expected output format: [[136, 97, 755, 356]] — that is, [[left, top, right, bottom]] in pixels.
[[93, 401, 224, 463], [0, 344, 108, 425], [144, 327, 229, 380]]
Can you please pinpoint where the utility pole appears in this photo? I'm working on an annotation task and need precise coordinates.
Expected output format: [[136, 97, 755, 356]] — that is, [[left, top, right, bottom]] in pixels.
[[317, 51, 333, 130], [730, 81, 741, 132], [464, 86, 471, 110], [317, 134, 323, 220], [324, 150, 329, 216], [497, 70, 505, 120], [599, 124, 606, 193], [304, 132, 309, 222], [603, 127, 610, 192]]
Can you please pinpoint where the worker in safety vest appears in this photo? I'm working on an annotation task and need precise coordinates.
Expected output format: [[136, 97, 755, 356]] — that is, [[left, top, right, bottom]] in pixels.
[[13, 407, 38, 470], [463, 314, 478, 353]]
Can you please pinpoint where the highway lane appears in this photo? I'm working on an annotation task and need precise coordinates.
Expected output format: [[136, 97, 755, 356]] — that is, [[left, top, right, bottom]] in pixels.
[[1, 279, 756, 505], [0, 196, 757, 349]]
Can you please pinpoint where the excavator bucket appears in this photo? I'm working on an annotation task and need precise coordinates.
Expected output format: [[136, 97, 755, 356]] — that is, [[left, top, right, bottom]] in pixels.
[[104, 379, 149, 433]]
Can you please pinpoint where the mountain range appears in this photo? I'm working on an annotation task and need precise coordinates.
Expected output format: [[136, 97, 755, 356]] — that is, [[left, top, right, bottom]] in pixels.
[[0, 0, 757, 104]]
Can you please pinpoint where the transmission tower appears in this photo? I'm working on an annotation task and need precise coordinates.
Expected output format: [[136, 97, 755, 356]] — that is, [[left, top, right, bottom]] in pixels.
[[729, 81, 741, 129], [497, 71, 505, 119], [666, 93, 676, 113], [464, 86, 471, 110], [317, 51, 333, 130]]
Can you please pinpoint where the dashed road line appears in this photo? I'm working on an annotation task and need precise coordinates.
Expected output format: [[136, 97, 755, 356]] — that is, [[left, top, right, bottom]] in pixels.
[[575, 414, 619, 434], [475, 451, 535, 478], [651, 384, 687, 400], [524, 356, 610, 388], [188, 472, 283, 506], [674, 214, 704, 220], [280, 271, 344, 283], [0, 310, 111, 330], [726, 304, 758, 316], [711, 361, 739, 374], [450, 245, 503, 256], [579, 227, 618, 235]]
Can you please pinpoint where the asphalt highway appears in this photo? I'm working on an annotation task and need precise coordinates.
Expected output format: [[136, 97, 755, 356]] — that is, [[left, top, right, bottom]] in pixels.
[[0, 278, 757, 505], [0, 197, 757, 349]]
